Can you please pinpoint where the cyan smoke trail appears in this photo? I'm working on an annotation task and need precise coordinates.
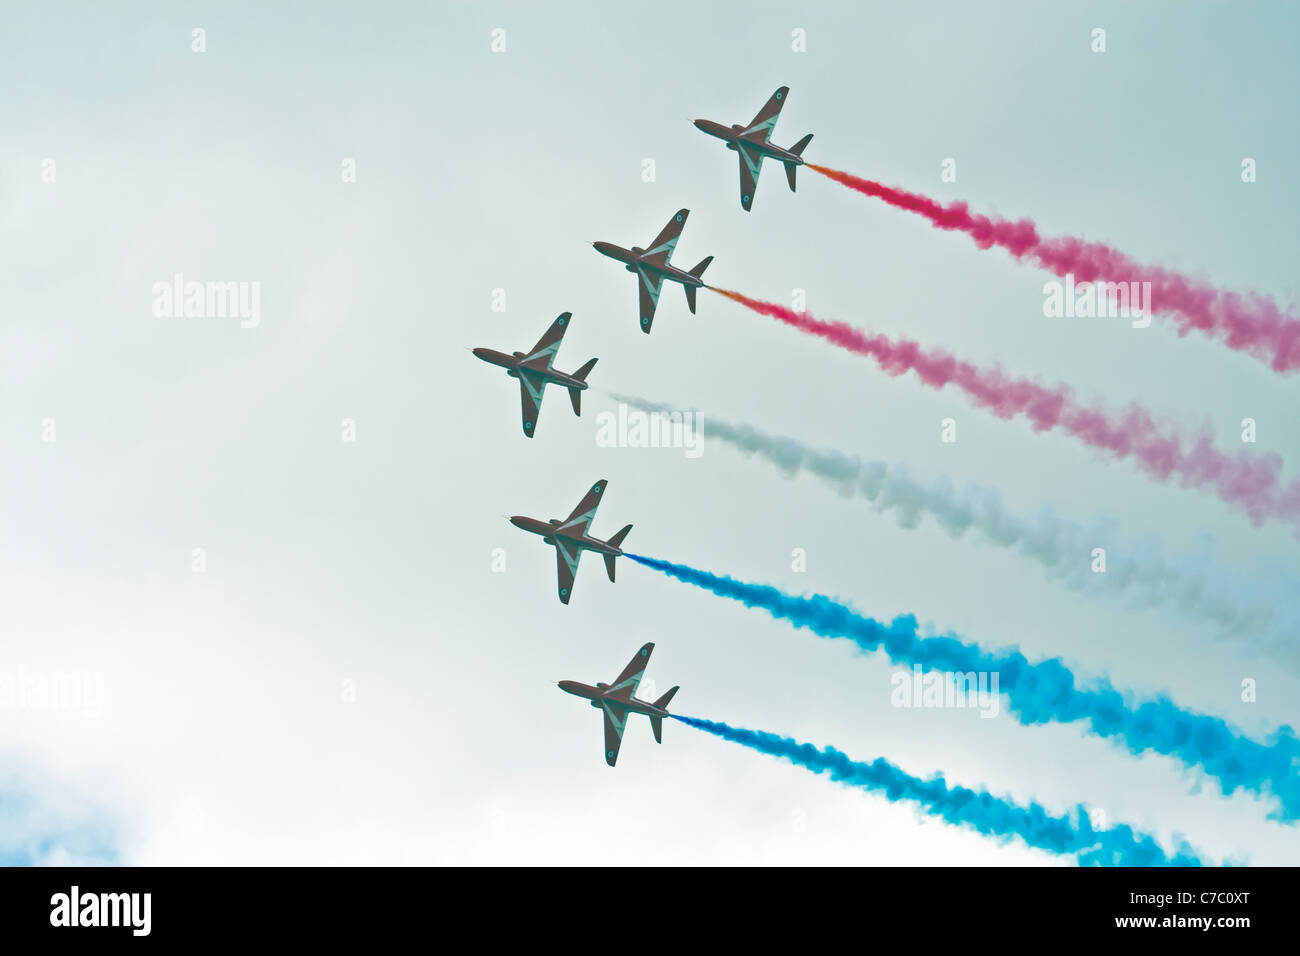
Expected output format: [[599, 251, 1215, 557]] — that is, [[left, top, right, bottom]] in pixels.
[[673, 714, 1204, 866], [610, 393, 1297, 662], [630, 554, 1300, 820]]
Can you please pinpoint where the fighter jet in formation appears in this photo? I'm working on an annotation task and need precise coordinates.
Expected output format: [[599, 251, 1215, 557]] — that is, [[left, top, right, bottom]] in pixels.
[[593, 209, 713, 334], [510, 479, 632, 604], [694, 86, 813, 211], [558, 642, 679, 766], [472, 312, 597, 438]]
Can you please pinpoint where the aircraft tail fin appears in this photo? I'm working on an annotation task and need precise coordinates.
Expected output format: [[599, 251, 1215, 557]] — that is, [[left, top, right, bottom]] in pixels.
[[654, 686, 679, 709], [786, 134, 813, 191], [569, 358, 597, 415], [685, 257, 712, 314], [605, 524, 633, 577], [603, 522, 632, 581], [651, 687, 679, 741]]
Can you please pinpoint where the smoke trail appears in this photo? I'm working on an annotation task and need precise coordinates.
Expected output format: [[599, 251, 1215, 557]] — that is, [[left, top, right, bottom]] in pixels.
[[807, 163, 1300, 374], [673, 714, 1204, 865], [629, 553, 1300, 820], [709, 286, 1300, 533], [610, 392, 1297, 658]]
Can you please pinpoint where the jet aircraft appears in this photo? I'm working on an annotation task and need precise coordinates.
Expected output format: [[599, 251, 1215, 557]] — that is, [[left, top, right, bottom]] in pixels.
[[472, 312, 596, 437], [509, 479, 631, 604], [694, 86, 813, 211], [558, 642, 679, 766], [593, 209, 713, 334]]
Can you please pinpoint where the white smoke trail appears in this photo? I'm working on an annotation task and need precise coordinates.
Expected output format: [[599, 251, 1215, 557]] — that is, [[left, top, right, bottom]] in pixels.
[[611, 393, 1298, 662]]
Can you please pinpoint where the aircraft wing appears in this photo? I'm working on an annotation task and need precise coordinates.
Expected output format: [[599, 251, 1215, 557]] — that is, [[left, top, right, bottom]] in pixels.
[[641, 209, 689, 266], [558, 479, 606, 535], [554, 537, 581, 604], [743, 86, 788, 141], [600, 701, 628, 766], [517, 369, 546, 438], [737, 143, 763, 211], [605, 642, 653, 701], [635, 266, 663, 334], [521, 312, 571, 371]]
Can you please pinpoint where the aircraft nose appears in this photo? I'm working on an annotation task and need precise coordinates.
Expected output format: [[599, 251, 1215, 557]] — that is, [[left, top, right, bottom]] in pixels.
[[471, 348, 490, 360]]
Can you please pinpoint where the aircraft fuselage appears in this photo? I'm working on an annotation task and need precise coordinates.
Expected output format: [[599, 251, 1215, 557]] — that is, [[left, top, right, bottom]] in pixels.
[[557, 680, 668, 718], [592, 242, 704, 288], [509, 515, 623, 556], [472, 348, 589, 390], [693, 119, 806, 166]]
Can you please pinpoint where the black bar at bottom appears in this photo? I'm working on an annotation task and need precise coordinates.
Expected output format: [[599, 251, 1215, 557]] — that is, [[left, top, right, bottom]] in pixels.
[[0, 865, 1281, 942]]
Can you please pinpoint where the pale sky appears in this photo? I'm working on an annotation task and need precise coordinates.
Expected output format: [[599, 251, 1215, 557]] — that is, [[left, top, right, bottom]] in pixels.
[[2, 1, 1298, 865]]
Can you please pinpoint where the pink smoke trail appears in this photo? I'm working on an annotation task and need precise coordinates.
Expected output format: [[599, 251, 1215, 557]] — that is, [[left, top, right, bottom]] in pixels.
[[807, 163, 1300, 374], [710, 286, 1300, 530]]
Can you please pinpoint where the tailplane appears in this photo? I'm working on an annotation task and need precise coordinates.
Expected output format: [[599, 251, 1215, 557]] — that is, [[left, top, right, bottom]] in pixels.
[[650, 685, 679, 743], [654, 686, 679, 709], [786, 134, 813, 191], [569, 358, 598, 415], [684, 257, 713, 314], [603, 524, 633, 581]]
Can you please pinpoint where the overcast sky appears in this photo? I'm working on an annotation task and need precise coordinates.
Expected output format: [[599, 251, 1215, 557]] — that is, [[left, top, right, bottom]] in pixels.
[[2, 0, 1298, 864]]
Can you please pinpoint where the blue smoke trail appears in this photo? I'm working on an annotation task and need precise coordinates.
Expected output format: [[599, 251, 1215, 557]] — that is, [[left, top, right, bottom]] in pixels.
[[673, 714, 1204, 866], [611, 391, 1298, 663], [630, 554, 1300, 820]]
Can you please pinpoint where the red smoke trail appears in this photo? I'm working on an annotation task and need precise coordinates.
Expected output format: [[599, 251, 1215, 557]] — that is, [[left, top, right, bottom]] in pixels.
[[806, 163, 1300, 374], [710, 286, 1300, 530]]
